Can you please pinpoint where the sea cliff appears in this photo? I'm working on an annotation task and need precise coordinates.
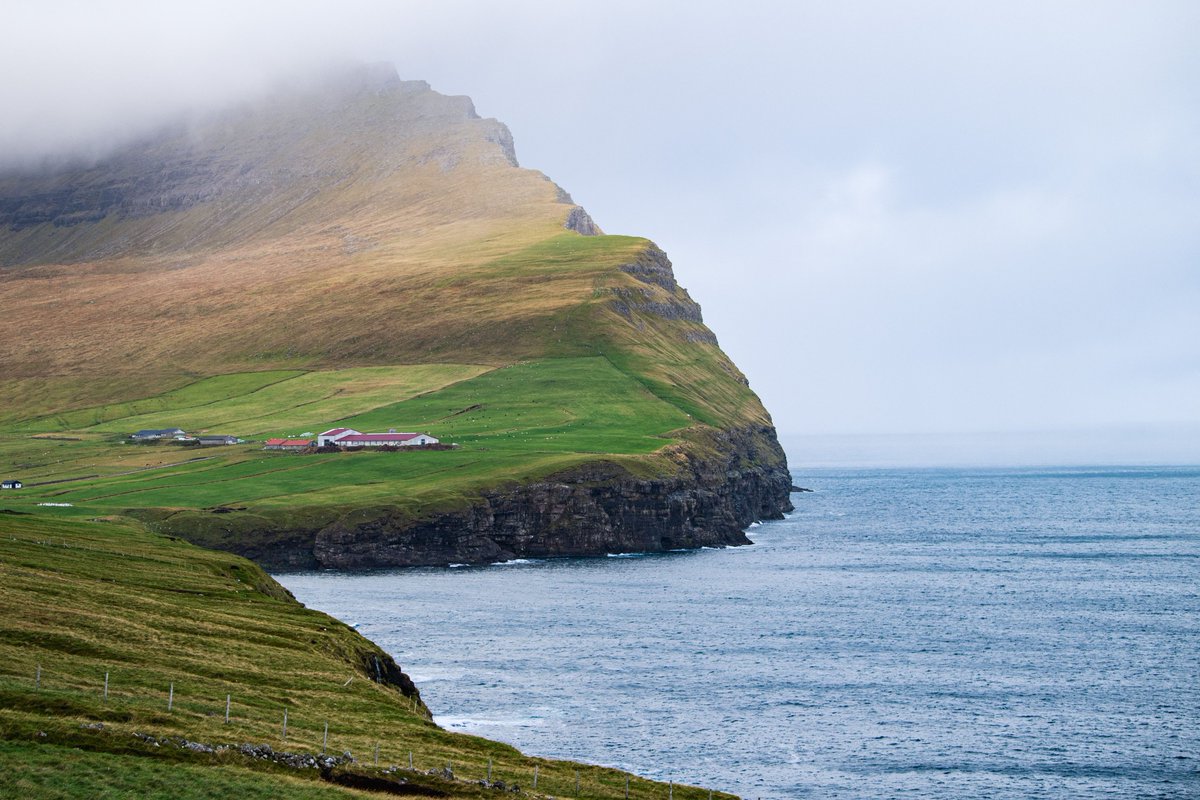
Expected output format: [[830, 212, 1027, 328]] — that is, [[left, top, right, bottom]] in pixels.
[[156, 426, 792, 570]]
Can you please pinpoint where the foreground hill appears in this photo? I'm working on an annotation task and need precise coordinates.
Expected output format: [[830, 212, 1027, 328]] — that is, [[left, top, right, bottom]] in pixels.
[[0, 513, 731, 799], [0, 63, 791, 568]]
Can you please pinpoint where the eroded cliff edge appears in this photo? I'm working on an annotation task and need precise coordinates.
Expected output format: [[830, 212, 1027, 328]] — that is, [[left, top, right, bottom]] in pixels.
[[153, 425, 793, 571]]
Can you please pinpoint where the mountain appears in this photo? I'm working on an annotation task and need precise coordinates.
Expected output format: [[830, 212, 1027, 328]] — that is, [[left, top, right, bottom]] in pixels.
[[0, 63, 792, 568]]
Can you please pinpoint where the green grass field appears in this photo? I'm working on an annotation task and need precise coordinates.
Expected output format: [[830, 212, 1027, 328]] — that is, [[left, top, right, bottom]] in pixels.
[[0, 357, 694, 520], [0, 740, 384, 800], [0, 514, 732, 799]]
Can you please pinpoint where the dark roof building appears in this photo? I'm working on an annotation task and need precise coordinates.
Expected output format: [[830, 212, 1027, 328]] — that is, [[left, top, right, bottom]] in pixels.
[[196, 435, 241, 446]]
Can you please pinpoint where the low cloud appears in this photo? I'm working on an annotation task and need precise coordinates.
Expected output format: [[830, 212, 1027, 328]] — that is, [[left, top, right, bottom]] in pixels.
[[2, 0, 1196, 450]]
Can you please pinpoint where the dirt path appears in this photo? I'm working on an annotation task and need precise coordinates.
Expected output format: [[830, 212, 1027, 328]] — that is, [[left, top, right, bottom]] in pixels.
[[26, 456, 217, 488]]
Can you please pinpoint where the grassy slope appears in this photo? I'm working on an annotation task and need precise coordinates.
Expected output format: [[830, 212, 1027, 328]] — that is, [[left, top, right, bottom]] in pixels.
[[1, 741, 373, 800], [0, 74, 781, 796], [0, 514, 731, 799]]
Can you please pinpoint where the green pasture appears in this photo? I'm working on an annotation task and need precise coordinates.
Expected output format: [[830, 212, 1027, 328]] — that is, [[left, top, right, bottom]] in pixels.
[[0, 357, 694, 516], [10, 371, 305, 433], [10, 364, 493, 437]]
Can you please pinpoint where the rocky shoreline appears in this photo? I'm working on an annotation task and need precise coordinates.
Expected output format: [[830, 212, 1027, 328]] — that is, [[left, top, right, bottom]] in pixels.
[[158, 426, 793, 571]]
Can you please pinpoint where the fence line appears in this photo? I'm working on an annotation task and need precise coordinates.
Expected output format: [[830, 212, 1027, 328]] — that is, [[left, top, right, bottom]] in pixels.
[[8, 664, 727, 799]]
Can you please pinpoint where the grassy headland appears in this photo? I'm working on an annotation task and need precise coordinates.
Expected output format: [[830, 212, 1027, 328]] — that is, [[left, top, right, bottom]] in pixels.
[[0, 513, 733, 799]]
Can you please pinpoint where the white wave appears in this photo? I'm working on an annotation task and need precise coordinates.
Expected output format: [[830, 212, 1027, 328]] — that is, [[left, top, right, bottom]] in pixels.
[[492, 558, 543, 566], [436, 715, 546, 730]]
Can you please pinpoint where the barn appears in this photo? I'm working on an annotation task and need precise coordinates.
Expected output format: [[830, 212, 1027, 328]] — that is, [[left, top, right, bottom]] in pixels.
[[264, 438, 314, 451], [318, 428, 439, 448], [317, 428, 357, 446], [336, 432, 439, 447]]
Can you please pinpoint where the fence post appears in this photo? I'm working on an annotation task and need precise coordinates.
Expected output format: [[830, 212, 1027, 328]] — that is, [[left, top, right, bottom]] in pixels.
[[103, 671, 109, 700], [225, 694, 231, 723], [408, 751, 413, 770], [534, 765, 538, 789], [374, 742, 380, 766], [168, 682, 173, 712], [575, 770, 580, 796], [322, 721, 329, 755], [669, 780, 673, 800], [625, 775, 630, 799], [35, 664, 41, 691], [282, 708, 288, 740], [488, 758, 492, 783]]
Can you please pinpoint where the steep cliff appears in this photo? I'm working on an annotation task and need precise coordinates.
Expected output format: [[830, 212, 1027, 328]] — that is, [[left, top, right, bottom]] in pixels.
[[314, 427, 792, 569], [0, 63, 792, 568]]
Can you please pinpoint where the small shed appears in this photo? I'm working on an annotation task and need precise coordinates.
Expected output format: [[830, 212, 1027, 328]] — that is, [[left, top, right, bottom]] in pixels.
[[1, 479, 22, 490], [197, 435, 241, 446]]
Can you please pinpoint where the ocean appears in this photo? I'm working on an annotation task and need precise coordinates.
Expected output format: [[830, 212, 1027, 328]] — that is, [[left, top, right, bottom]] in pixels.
[[277, 466, 1200, 798]]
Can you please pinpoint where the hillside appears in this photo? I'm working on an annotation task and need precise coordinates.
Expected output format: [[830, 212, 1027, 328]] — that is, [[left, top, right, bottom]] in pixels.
[[0, 513, 731, 799], [0, 62, 791, 568]]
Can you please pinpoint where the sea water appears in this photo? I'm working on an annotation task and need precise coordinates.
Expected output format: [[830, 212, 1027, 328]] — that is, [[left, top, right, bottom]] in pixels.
[[277, 466, 1200, 798]]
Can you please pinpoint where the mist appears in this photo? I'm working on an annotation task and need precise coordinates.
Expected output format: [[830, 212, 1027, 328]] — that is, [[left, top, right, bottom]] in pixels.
[[3, 0, 1197, 464]]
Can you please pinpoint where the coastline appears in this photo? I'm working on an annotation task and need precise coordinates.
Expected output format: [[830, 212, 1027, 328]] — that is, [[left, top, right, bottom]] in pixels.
[[159, 426, 794, 571]]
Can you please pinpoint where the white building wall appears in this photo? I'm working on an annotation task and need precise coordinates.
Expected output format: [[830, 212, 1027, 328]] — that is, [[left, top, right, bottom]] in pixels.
[[402, 435, 439, 446], [318, 429, 360, 446]]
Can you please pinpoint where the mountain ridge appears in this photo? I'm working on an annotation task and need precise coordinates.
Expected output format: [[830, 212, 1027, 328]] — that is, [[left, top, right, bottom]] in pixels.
[[0, 62, 792, 568]]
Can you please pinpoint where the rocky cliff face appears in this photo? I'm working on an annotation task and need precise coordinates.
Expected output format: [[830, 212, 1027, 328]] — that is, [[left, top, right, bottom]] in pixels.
[[160, 426, 793, 571]]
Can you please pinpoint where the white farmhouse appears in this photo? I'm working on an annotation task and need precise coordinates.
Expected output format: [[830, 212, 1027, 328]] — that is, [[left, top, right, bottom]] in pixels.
[[317, 427, 439, 448]]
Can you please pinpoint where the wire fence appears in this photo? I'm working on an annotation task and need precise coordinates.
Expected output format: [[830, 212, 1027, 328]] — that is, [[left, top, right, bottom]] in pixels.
[[7, 663, 723, 800]]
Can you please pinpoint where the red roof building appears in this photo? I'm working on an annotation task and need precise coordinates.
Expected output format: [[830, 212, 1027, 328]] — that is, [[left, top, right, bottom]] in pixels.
[[338, 433, 420, 444], [313, 428, 441, 448], [335, 431, 440, 447], [263, 438, 314, 450]]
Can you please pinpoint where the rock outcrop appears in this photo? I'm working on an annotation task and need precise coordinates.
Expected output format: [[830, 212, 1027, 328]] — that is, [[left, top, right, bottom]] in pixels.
[[564, 205, 602, 235]]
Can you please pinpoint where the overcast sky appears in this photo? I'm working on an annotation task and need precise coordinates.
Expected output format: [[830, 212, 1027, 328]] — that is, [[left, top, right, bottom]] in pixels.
[[3, 1, 1198, 459]]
